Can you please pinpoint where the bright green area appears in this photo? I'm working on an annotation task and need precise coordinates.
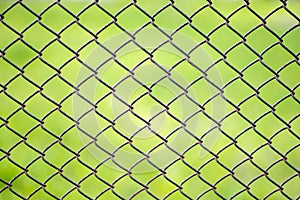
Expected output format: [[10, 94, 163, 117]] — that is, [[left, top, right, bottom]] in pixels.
[[0, 0, 300, 199]]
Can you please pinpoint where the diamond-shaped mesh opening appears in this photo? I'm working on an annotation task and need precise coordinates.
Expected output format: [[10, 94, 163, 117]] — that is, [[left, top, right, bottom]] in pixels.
[[283, 28, 300, 52], [60, 23, 92, 51], [5, 78, 37, 104], [279, 61, 300, 89], [1, 0, 299, 199], [266, 7, 299, 36], [4, 40, 37, 67], [0, 22, 18, 50], [23, 58, 56, 85], [113, 175, 144, 199], [209, 25, 241, 53], [229, 6, 263, 35], [256, 113, 286, 138], [78, 4, 113, 34], [44, 173, 75, 198], [0, 129, 18, 154], [216, 175, 245, 198], [276, 96, 300, 122], [263, 44, 295, 72], [27, 157, 55, 182], [40, 40, 74, 67], [259, 79, 291, 105], [286, 144, 300, 169], [283, 174, 300, 199], [154, 5, 189, 30], [10, 173, 41, 198], [174, 0, 207, 17], [243, 61, 275, 88], [191, 6, 226, 35], [240, 96, 270, 122], [23, 23, 54, 50], [227, 44, 258, 71], [224, 78, 254, 104], [43, 110, 74, 136], [147, 174, 178, 199], [246, 26, 279, 53], [2, 3, 37, 33], [218, 144, 248, 169], [0, 58, 20, 85], [237, 129, 267, 154], [0, 157, 23, 183], [78, 174, 109, 199], [234, 160, 262, 184], [7, 110, 38, 134], [41, 4, 75, 33], [135, 0, 170, 16], [9, 142, 40, 167], [25, 94, 55, 119], [42, 76, 74, 102], [0, 93, 20, 119], [116, 4, 150, 30], [43, 142, 74, 167], [249, 175, 281, 199]]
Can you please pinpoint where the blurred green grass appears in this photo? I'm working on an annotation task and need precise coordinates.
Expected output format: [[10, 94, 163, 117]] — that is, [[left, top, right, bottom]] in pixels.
[[0, 0, 300, 199]]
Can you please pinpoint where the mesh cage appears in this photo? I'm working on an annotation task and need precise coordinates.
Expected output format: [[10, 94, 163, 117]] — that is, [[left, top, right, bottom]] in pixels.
[[0, 0, 300, 199]]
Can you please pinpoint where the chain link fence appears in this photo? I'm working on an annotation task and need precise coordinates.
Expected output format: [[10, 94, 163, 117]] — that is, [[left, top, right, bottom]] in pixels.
[[0, 0, 300, 199]]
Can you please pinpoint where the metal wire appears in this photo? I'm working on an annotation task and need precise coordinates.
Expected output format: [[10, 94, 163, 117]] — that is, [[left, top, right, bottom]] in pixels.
[[0, 0, 299, 199]]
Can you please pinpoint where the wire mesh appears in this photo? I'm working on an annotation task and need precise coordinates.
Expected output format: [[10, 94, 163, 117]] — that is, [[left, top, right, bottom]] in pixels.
[[0, 0, 299, 199]]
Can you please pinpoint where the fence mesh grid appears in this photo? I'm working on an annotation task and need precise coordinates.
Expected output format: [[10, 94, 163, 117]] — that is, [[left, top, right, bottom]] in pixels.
[[0, 0, 300, 199]]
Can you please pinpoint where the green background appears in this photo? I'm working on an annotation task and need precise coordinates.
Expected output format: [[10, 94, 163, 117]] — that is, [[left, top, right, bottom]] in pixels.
[[0, 0, 299, 199]]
